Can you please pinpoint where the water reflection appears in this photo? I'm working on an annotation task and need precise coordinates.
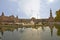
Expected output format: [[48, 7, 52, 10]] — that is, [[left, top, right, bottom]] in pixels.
[[55, 24, 60, 36], [0, 24, 60, 40], [49, 24, 54, 37], [19, 27, 26, 33], [0, 30, 4, 40], [41, 26, 45, 31]]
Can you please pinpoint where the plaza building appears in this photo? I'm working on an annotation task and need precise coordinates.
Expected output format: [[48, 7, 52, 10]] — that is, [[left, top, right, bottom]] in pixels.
[[0, 9, 54, 25], [0, 12, 19, 24]]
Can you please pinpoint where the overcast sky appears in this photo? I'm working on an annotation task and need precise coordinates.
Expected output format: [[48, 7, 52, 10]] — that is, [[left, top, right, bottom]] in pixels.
[[0, 0, 60, 19]]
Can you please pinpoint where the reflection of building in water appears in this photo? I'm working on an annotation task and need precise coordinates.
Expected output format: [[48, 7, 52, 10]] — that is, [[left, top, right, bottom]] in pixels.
[[0, 27, 17, 40], [49, 24, 54, 36], [19, 27, 25, 33], [0, 31, 4, 40], [41, 26, 45, 31]]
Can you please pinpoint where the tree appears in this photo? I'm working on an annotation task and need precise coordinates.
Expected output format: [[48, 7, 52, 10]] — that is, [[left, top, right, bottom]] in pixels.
[[55, 9, 60, 22]]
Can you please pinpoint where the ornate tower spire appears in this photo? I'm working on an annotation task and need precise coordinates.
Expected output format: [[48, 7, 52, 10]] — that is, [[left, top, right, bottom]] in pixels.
[[16, 16, 18, 19], [49, 8, 54, 22], [50, 8, 52, 17], [1, 12, 4, 16]]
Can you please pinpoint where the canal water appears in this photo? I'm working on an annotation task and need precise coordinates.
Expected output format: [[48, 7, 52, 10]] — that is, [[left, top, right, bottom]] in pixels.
[[0, 25, 60, 40]]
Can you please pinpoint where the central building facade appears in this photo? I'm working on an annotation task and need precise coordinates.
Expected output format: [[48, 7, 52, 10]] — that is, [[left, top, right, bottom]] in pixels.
[[0, 9, 54, 25]]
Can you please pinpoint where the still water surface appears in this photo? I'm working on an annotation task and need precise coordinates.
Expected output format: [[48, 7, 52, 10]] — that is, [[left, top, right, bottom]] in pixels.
[[0, 25, 60, 40]]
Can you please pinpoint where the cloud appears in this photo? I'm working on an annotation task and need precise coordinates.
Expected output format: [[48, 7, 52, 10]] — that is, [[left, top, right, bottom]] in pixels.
[[7, 0, 60, 19], [18, 0, 41, 18], [9, 0, 42, 18], [9, 0, 51, 18]]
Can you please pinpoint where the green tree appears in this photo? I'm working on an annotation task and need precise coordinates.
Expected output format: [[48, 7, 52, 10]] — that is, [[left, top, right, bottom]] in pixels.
[[55, 10, 60, 22]]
